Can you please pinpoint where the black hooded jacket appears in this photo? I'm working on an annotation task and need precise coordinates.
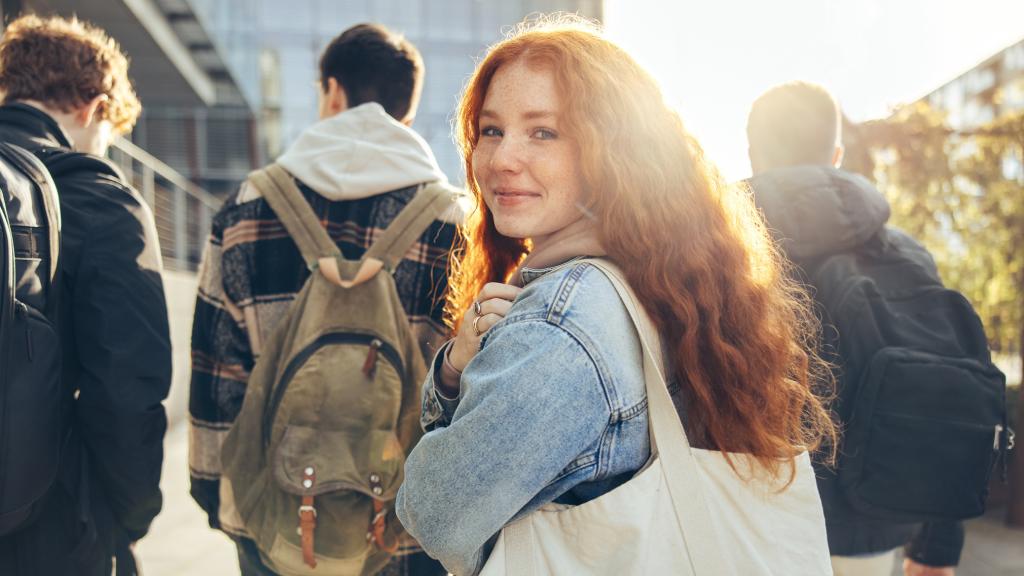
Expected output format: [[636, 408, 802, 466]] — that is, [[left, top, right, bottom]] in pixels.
[[749, 165, 964, 567], [0, 103, 171, 575]]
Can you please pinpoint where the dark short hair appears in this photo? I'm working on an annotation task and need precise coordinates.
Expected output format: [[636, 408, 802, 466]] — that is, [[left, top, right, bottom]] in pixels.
[[747, 81, 840, 169], [319, 23, 423, 123]]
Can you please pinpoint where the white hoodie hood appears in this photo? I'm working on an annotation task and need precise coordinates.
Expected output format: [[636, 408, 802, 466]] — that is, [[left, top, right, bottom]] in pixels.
[[276, 102, 447, 201]]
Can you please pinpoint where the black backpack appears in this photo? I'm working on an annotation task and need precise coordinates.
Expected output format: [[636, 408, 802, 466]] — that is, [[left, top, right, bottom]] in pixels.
[[0, 141, 63, 535], [804, 227, 1010, 523]]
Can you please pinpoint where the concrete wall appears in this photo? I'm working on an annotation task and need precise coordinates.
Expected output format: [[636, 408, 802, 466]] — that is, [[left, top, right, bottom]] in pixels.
[[163, 269, 198, 427]]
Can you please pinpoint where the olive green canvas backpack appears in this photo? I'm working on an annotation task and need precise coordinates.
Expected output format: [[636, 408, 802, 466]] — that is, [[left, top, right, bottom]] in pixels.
[[221, 164, 453, 576]]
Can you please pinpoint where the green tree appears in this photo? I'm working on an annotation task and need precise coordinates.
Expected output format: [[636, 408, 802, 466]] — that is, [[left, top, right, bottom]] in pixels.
[[844, 102, 1024, 525]]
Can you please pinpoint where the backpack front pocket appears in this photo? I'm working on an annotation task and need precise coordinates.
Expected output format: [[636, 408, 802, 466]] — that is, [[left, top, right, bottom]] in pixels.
[[839, 347, 1004, 522], [274, 426, 405, 499], [260, 425, 407, 569], [262, 332, 404, 447]]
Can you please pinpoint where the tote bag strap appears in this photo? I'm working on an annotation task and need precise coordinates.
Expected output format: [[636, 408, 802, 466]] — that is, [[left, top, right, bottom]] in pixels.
[[585, 259, 730, 574], [501, 259, 731, 576]]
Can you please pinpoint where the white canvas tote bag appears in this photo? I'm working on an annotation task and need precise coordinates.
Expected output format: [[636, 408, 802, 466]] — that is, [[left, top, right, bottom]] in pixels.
[[479, 259, 832, 576]]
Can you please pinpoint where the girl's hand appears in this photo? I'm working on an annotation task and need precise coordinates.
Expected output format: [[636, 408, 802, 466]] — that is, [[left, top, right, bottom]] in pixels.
[[448, 282, 523, 372]]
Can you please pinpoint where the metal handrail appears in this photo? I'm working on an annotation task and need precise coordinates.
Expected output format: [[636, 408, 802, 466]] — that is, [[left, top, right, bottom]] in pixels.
[[109, 137, 222, 272], [113, 136, 222, 209]]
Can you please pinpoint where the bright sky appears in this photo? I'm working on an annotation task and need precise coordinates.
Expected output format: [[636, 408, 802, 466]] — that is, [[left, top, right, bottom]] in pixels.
[[604, 0, 1024, 181]]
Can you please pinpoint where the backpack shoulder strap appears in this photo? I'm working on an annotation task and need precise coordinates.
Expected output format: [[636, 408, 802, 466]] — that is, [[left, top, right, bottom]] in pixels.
[[364, 181, 456, 273], [247, 164, 341, 270], [1, 181, 13, 322], [0, 143, 60, 311]]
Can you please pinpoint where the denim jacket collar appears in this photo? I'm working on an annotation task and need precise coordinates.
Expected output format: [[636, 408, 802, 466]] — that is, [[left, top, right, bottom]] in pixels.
[[518, 256, 594, 287]]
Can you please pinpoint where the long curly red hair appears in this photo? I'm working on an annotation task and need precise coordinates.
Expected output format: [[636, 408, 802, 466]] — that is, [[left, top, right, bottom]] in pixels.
[[448, 16, 835, 481]]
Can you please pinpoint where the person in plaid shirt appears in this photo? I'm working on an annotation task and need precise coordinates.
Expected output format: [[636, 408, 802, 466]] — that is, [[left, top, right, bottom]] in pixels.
[[187, 23, 462, 576]]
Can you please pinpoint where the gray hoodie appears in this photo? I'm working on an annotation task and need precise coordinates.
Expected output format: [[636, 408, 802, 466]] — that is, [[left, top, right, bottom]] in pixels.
[[276, 102, 448, 201]]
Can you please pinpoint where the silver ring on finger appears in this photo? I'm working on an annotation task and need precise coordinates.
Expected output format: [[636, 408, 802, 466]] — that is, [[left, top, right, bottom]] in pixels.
[[472, 315, 484, 337], [473, 300, 482, 317]]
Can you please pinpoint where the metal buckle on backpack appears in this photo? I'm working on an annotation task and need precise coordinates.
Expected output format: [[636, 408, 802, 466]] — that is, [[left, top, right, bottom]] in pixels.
[[995, 425, 1016, 451], [298, 505, 317, 518]]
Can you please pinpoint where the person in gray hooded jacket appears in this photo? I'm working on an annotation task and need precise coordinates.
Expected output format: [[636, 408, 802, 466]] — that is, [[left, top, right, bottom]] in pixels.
[[745, 81, 963, 576], [187, 23, 461, 576]]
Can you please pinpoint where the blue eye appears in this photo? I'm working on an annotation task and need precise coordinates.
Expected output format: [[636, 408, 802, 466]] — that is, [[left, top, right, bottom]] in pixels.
[[481, 126, 503, 137], [534, 129, 557, 140]]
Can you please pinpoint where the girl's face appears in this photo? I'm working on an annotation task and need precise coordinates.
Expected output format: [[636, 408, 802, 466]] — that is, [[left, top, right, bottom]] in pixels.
[[472, 60, 585, 249]]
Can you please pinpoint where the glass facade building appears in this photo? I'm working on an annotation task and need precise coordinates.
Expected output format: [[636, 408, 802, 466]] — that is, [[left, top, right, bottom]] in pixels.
[[174, 0, 603, 191], [924, 37, 1024, 131], [922, 36, 1024, 181]]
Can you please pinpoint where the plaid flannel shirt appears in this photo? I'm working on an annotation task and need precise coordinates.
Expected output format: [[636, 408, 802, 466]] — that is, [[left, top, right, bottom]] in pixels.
[[188, 178, 458, 535]]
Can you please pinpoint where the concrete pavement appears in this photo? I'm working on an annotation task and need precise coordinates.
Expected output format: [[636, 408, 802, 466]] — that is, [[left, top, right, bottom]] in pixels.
[[133, 271, 241, 574], [137, 420, 1024, 576], [134, 423, 239, 575]]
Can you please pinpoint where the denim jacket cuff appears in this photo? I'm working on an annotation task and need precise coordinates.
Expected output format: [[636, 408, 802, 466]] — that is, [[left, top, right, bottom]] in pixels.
[[420, 340, 462, 431]]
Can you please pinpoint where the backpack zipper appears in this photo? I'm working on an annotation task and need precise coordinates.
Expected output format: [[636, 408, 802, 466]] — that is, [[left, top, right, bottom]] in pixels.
[[994, 424, 1015, 451], [362, 339, 382, 377], [262, 333, 403, 447]]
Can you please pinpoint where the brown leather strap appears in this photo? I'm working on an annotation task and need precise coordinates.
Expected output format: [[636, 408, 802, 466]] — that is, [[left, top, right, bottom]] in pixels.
[[299, 468, 318, 569], [371, 499, 398, 554]]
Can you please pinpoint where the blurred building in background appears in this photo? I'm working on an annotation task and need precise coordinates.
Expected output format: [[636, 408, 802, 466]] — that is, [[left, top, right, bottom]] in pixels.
[[188, 0, 602, 184], [3, 0, 259, 199], [920, 35, 1024, 185], [3, 0, 601, 192], [0, 0, 602, 267], [0, 0, 247, 269], [923, 36, 1024, 130]]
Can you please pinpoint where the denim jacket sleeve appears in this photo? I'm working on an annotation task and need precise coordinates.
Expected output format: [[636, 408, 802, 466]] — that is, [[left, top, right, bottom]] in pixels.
[[420, 340, 463, 430], [396, 318, 611, 576]]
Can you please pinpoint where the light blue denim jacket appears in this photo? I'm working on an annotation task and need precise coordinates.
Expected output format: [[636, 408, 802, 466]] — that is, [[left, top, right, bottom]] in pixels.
[[395, 259, 651, 576]]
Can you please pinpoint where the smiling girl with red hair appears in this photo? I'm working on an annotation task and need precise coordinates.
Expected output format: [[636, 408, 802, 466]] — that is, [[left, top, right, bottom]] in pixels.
[[396, 15, 836, 575]]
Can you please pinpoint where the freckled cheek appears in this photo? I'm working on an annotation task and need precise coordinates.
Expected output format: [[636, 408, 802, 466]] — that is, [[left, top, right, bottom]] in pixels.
[[471, 150, 493, 192]]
